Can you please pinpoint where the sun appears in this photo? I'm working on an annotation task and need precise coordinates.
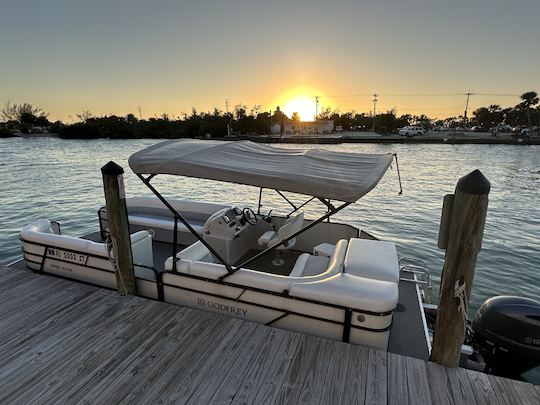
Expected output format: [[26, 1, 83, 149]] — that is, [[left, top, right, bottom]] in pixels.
[[282, 96, 316, 121]]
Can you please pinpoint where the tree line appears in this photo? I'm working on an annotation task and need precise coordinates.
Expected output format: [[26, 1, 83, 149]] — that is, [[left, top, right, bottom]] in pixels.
[[1, 92, 538, 139]]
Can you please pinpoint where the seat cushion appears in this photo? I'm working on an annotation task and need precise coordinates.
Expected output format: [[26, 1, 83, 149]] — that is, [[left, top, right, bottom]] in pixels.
[[128, 214, 205, 234], [343, 239, 399, 283], [313, 243, 335, 257], [258, 230, 276, 246], [290, 253, 330, 277]]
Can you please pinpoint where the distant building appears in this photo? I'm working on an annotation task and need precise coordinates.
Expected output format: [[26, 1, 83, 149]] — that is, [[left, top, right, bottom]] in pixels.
[[271, 123, 281, 134], [283, 120, 334, 134]]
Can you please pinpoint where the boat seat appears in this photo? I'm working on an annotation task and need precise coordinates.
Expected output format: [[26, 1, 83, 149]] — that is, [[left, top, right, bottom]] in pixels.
[[258, 212, 304, 249], [258, 212, 304, 266], [20, 218, 155, 279], [164, 241, 213, 272], [289, 253, 330, 277], [313, 243, 335, 257], [343, 239, 399, 283], [128, 214, 206, 234]]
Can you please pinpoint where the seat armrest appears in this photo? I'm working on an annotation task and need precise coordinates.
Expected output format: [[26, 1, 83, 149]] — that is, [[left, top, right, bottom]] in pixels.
[[258, 231, 276, 246], [289, 253, 310, 277]]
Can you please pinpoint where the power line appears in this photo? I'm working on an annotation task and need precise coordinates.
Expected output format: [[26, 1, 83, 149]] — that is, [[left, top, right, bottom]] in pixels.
[[326, 92, 520, 98]]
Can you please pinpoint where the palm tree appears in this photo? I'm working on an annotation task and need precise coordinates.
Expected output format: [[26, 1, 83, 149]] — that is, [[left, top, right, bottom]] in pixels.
[[520, 91, 539, 128]]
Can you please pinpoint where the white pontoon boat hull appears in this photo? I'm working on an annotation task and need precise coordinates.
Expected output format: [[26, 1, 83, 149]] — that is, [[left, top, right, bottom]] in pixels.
[[21, 198, 401, 351]]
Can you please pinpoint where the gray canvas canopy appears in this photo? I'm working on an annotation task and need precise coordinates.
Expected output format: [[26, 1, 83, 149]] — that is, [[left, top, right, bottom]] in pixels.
[[128, 139, 394, 202]]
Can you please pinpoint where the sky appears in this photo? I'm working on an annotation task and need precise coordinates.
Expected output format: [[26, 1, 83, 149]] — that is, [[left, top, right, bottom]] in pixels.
[[1, 0, 539, 121]]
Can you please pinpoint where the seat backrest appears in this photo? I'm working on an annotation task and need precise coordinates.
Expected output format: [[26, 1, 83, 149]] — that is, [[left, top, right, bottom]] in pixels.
[[177, 240, 212, 262], [276, 212, 304, 241]]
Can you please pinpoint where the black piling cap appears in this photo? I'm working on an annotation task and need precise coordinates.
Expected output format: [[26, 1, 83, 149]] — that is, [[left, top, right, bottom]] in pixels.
[[456, 169, 490, 195], [101, 161, 124, 175]]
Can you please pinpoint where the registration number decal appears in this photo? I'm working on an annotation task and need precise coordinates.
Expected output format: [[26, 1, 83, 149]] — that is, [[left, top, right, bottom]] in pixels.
[[47, 248, 87, 264]]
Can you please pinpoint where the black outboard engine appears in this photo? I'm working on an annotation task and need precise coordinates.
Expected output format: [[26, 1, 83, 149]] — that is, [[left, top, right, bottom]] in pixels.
[[472, 296, 540, 379]]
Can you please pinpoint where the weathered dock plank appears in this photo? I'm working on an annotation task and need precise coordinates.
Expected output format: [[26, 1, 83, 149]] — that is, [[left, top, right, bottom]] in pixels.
[[365, 344, 387, 404], [465, 368, 501, 405], [387, 351, 408, 404], [445, 365, 478, 404], [341, 341, 369, 404], [405, 355, 432, 404], [0, 265, 537, 404], [425, 361, 455, 405]]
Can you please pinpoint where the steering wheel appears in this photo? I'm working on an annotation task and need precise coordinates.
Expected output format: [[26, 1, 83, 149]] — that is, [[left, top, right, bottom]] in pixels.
[[242, 207, 258, 225]]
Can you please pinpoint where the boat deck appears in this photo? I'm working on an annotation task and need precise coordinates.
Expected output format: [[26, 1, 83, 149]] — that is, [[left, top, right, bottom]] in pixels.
[[1, 264, 538, 404]]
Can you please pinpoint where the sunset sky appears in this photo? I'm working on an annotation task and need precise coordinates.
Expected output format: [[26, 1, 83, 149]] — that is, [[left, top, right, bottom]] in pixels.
[[1, 0, 539, 121]]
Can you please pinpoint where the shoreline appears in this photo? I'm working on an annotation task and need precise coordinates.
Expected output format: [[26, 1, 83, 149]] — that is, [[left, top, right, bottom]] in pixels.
[[244, 131, 540, 145], [4, 131, 539, 145]]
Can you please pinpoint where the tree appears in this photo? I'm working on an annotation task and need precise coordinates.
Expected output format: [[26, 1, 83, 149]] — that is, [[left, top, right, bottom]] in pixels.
[[76, 110, 93, 123], [520, 91, 539, 128], [317, 107, 333, 120], [0, 102, 48, 125], [126, 113, 138, 125], [0, 101, 17, 122]]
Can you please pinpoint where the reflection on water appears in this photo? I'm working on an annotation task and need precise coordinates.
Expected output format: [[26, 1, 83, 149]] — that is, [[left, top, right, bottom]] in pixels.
[[0, 138, 538, 313]]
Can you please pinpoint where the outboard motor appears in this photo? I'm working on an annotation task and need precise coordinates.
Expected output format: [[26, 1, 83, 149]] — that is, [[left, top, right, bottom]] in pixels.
[[472, 296, 540, 379]]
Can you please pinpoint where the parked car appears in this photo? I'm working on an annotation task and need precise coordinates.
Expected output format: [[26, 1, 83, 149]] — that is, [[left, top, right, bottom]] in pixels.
[[491, 124, 513, 133], [334, 125, 343, 133], [433, 126, 451, 132], [398, 126, 425, 136]]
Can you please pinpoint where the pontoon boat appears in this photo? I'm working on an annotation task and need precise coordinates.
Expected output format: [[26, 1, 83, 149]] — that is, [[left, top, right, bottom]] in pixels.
[[19, 140, 432, 359]]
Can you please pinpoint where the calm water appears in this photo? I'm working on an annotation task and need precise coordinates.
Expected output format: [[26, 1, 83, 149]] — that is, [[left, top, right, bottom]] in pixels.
[[1, 137, 538, 314]]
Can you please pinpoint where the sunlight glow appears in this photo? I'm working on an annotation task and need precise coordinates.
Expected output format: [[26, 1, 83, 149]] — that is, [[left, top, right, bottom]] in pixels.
[[273, 87, 327, 121], [282, 96, 316, 121]]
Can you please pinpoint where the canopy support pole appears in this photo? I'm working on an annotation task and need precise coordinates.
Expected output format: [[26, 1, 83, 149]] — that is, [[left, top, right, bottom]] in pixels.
[[136, 174, 233, 273], [287, 196, 316, 217], [257, 188, 263, 215], [275, 190, 297, 214], [393, 153, 403, 195], [221, 200, 351, 281]]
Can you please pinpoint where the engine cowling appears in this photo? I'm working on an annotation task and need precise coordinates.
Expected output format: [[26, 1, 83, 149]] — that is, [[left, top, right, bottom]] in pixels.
[[472, 296, 540, 379]]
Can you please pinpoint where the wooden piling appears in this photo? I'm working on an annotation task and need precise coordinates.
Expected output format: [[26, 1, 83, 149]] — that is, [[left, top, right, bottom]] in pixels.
[[430, 169, 490, 367], [101, 161, 136, 295]]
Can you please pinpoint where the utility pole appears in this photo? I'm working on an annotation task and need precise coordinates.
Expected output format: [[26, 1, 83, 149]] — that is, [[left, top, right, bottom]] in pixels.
[[225, 99, 231, 137], [137, 106, 142, 120], [463, 92, 471, 129], [315, 96, 319, 121], [372, 94, 378, 132]]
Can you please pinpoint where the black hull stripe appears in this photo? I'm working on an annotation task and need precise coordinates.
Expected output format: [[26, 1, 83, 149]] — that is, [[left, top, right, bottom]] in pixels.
[[164, 270, 396, 317], [20, 238, 110, 261], [162, 281, 392, 333]]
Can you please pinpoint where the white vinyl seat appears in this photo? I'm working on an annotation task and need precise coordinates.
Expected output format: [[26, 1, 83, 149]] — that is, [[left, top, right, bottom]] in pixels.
[[289, 253, 330, 277], [313, 243, 335, 257], [258, 212, 304, 265], [258, 212, 304, 249], [164, 240, 213, 271]]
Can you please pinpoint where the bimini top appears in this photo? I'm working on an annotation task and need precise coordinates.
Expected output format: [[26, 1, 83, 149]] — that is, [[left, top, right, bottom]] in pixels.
[[128, 139, 393, 202]]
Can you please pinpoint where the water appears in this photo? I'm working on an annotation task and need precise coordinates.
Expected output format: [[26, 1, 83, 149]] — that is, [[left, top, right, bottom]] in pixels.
[[1, 137, 538, 314]]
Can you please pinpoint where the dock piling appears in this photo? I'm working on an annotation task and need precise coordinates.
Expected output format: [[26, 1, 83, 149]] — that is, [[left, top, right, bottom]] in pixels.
[[430, 169, 490, 367], [101, 161, 136, 295]]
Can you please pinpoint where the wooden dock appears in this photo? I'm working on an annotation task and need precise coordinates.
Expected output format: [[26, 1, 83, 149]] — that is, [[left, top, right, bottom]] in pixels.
[[0, 265, 538, 404]]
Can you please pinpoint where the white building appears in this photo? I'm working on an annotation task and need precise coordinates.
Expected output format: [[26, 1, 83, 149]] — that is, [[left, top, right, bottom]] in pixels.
[[283, 120, 334, 134]]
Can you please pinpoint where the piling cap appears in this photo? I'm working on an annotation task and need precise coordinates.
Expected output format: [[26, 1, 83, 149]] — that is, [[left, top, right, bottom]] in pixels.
[[456, 169, 490, 195], [101, 161, 124, 175]]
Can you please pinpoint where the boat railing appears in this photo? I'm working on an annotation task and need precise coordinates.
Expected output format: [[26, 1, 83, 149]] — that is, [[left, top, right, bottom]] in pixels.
[[399, 257, 434, 303]]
